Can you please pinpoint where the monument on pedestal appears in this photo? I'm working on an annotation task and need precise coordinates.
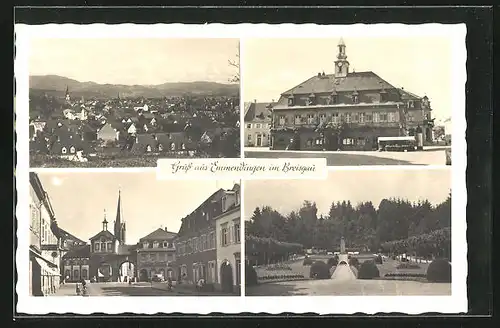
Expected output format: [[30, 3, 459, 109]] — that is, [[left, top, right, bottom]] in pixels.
[[340, 236, 346, 254]]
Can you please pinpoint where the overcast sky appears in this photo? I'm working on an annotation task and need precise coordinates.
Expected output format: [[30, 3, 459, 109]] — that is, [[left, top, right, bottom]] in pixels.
[[29, 38, 239, 85], [37, 171, 238, 244], [243, 37, 455, 122], [244, 169, 451, 220]]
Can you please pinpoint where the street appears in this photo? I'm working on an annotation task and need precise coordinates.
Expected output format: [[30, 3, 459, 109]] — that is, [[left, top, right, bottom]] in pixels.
[[244, 147, 449, 166], [53, 282, 238, 296], [246, 279, 451, 296]]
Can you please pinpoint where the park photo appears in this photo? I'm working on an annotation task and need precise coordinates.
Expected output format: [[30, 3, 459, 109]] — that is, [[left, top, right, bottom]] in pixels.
[[244, 168, 453, 296]]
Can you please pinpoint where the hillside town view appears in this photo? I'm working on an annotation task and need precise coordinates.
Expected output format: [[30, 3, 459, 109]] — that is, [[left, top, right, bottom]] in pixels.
[[244, 170, 452, 296], [28, 38, 240, 168], [29, 171, 242, 296], [243, 38, 453, 166]]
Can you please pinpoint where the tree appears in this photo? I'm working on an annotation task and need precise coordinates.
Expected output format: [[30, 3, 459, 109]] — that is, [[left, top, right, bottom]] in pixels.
[[228, 45, 240, 83]]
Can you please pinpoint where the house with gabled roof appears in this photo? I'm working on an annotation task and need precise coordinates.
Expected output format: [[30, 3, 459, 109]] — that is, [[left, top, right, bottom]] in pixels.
[[244, 100, 275, 147], [269, 38, 434, 151], [136, 228, 178, 282]]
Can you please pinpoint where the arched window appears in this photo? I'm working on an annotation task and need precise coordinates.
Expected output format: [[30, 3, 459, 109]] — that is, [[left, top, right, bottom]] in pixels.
[[170, 142, 175, 151], [70, 146, 76, 154], [82, 269, 88, 280], [181, 143, 186, 150], [158, 143, 163, 152], [73, 269, 80, 280], [146, 145, 152, 152], [65, 269, 71, 279], [61, 147, 67, 154]]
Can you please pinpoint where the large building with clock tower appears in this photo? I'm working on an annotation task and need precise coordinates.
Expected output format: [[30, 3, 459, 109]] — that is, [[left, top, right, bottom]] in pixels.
[[269, 38, 434, 151]]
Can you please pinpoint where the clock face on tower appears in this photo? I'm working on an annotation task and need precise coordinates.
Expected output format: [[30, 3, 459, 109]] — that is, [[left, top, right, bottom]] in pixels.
[[337, 62, 343, 67]]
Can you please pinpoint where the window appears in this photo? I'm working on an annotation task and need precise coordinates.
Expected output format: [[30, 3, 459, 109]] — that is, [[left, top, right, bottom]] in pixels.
[[352, 95, 359, 104], [100, 242, 106, 251], [221, 196, 227, 212], [94, 243, 100, 251], [408, 100, 415, 108], [358, 138, 366, 146], [294, 115, 301, 125], [153, 241, 159, 248], [288, 97, 294, 106], [352, 113, 359, 122], [181, 143, 186, 150], [193, 237, 198, 252], [30, 204, 37, 231], [388, 112, 396, 122], [343, 138, 355, 145], [70, 146, 76, 154], [210, 231, 215, 249], [234, 223, 240, 243], [319, 114, 327, 123], [279, 115, 286, 125], [82, 269, 88, 280], [149, 253, 156, 262], [142, 242, 148, 249], [365, 113, 373, 122], [407, 113, 414, 122], [170, 142, 175, 151], [61, 147, 67, 154], [345, 113, 351, 123], [107, 242, 112, 251], [158, 144, 164, 151], [359, 113, 365, 123], [330, 95, 338, 104], [332, 113, 340, 123], [146, 145, 152, 152], [246, 124, 251, 128], [379, 112, 388, 122], [221, 225, 229, 246], [373, 112, 379, 122], [163, 241, 168, 248], [307, 114, 315, 124], [256, 123, 261, 128], [141, 253, 148, 262], [159, 253, 166, 261]]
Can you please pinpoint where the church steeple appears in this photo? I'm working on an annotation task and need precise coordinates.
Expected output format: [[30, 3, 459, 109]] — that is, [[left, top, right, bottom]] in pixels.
[[334, 38, 350, 78], [114, 189, 125, 244], [65, 86, 70, 102]]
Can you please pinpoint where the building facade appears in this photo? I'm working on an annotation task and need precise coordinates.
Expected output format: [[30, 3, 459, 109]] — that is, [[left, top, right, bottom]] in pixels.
[[270, 38, 434, 151], [137, 228, 177, 282], [215, 184, 241, 293], [244, 101, 274, 147], [175, 189, 227, 286], [29, 172, 62, 296]]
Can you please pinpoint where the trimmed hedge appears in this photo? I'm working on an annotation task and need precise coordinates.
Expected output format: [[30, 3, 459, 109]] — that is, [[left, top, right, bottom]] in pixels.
[[327, 257, 339, 267], [396, 262, 421, 269], [303, 257, 313, 266], [260, 274, 305, 281], [348, 257, 360, 268], [357, 260, 380, 280], [426, 259, 451, 283], [245, 264, 258, 286], [310, 261, 331, 279]]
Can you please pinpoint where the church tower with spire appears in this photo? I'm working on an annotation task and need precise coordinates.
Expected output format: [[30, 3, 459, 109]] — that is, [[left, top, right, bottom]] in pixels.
[[113, 190, 126, 244], [334, 38, 350, 78], [65, 86, 71, 102]]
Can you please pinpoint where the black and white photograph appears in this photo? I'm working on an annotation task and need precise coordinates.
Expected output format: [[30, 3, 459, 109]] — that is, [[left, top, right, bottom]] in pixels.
[[243, 37, 460, 166], [28, 38, 240, 168], [244, 169, 452, 296], [28, 171, 242, 297]]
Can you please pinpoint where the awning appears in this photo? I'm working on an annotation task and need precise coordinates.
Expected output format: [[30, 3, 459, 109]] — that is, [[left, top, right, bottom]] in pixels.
[[34, 257, 60, 276]]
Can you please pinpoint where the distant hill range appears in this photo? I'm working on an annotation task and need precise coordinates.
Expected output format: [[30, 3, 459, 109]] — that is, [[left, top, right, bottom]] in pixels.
[[29, 75, 239, 98]]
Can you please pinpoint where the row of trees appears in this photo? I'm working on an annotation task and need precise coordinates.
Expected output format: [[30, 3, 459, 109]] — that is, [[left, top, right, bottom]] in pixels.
[[246, 193, 451, 256]]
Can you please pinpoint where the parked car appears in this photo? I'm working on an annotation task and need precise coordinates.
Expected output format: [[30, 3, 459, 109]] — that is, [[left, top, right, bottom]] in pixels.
[[151, 274, 165, 282], [445, 148, 451, 165]]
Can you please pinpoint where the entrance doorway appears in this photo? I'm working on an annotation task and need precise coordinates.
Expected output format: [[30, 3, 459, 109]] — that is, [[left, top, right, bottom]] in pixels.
[[139, 269, 148, 282], [256, 134, 262, 147], [119, 261, 135, 282], [220, 260, 233, 293]]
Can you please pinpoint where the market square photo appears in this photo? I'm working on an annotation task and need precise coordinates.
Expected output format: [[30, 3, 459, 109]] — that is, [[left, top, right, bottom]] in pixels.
[[243, 37, 459, 166], [27, 171, 242, 297], [244, 169, 454, 296], [27, 38, 241, 168]]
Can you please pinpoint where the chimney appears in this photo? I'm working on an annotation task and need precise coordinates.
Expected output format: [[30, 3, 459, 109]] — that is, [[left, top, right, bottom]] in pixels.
[[164, 226, 168, 232], [254, 99, 257, 103]]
